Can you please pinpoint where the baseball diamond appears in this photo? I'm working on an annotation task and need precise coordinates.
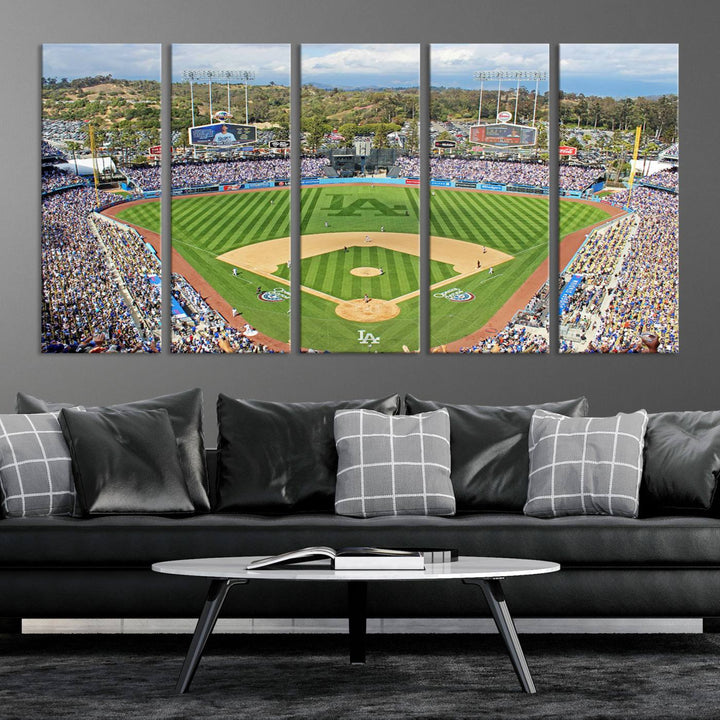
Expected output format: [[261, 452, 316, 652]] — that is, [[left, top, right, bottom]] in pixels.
[[111, 184, 612, 352]]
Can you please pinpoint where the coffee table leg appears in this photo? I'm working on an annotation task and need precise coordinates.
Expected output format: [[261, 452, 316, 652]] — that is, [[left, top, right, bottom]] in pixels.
[[348, 581, 368, 664], [176, 578, 246, 694], [463, 578, 536, 694]]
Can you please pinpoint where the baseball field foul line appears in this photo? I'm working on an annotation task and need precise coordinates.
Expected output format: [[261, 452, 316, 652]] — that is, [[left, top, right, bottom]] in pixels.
[[217, 231, 514, 310]]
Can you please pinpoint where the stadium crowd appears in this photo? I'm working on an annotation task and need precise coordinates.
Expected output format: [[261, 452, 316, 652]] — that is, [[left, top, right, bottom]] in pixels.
[[41, 184, 274, 353], [93, 217, 163, 337], [560, 183, 679, 353], [394, 157, 603, 192], [639, 168, 678, 191], [42, 166, 86, 194], [123, 157, 329, 191], [171, 275, 275, 354], [459, 323, 549, 354], [41, 187, 156, 352]]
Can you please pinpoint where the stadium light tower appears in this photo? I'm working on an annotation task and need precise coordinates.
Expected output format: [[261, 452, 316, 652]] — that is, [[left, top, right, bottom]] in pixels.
[[473, 71, 548, 125], [239, 70, 256, 124], [182, 68, 256, 124], [182, 70, 201, 127]]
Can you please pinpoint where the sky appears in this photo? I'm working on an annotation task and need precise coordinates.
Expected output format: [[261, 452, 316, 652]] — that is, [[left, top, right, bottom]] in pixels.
[[42, 44, 291, 85], [431, 44, 549, 90], [560, 44, 678, 97], [171, 44, 289, 84], [42, 42, 678, 98], [43, 44, 160, 81], [302, 45, 419, 88]]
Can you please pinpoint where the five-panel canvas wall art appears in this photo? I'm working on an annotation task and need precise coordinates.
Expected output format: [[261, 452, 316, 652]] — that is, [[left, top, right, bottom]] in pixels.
[[41, 43, 678, 354]]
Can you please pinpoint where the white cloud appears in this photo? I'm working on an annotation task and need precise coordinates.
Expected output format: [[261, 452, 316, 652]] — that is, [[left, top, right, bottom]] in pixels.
[[431, 44, 549, 75], [43, 44, 160, 80], [171, 44, 290, 83], [560, 44, 678, 81], [302, 44, 419, 83]]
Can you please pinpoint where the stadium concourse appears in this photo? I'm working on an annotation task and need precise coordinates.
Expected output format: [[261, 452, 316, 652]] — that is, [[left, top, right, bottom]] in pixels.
[[560, 169, 678, 353]]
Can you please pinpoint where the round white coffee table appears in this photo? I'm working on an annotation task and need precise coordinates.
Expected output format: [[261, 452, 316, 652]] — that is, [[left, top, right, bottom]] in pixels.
[[153, 555, 559, 695]]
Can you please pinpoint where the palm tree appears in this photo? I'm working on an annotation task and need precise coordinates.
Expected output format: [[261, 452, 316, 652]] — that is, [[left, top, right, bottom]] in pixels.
[[66, 141, 81, 174]]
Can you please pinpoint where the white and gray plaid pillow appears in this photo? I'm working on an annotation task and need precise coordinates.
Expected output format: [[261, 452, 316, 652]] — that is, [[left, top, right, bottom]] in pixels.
[[334, 408, 455, 518], [524, 409, 648, 518], [0, 413, 76, 517]]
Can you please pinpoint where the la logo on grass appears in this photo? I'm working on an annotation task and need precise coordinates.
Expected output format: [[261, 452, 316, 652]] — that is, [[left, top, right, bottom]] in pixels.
[[358, 330, 380, 346], [326, 195, 407, 217]]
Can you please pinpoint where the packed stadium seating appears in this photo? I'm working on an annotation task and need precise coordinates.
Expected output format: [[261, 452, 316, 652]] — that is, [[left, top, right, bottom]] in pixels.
[[121, 157, 329, 192], [560, 183, 679, 353], [394, 156, 603, 192]]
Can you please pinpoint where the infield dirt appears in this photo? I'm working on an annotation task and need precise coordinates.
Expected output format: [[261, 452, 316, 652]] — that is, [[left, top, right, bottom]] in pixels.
[[217, 231, 513, 315]]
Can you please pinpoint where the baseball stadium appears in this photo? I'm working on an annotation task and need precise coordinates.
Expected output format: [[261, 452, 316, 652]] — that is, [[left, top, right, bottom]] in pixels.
[[98, 163, 617, 353], [40, 43, 678, 355]]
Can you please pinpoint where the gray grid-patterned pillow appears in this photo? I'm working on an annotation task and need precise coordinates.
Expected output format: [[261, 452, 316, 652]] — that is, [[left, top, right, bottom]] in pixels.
[[334, 408, 455, 518], [524, 409, 648, 519], [0, 413, 75, 518]]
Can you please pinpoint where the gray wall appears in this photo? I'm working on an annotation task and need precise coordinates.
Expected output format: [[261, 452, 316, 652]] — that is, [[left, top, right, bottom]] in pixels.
[[1, 0, 712, 440]]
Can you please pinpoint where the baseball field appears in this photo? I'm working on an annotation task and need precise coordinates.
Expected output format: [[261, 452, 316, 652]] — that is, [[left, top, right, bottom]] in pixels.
[[113, 184, 611, 352]]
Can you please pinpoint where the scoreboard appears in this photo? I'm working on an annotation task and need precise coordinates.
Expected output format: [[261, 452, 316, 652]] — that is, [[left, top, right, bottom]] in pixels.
[[470, 123, 537, 148], [188, 122, 257, 147]]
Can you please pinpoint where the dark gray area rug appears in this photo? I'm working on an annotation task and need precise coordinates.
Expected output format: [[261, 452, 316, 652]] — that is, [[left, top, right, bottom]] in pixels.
[[1, 633, 719, 719]]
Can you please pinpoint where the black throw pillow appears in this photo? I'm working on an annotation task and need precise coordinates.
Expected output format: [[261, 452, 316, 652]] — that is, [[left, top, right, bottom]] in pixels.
[[641, 410, 720, 515], [17, 389, 209, 512], [215, 394, 401, 513], [405, 395, 589, 512], [59, 407, 195, 516]]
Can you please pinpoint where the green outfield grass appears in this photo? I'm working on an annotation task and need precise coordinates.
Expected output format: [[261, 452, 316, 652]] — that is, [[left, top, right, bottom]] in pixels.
[[299, 185, 421, 351], [115, 190, 292, 347], [428, 191, 610, 347], [114, 184, 611, 353]]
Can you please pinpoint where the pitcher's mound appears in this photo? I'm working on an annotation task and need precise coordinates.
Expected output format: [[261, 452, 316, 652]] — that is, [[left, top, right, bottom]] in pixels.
[[350, 266, 383, 277], [335, 298, 400, 322]]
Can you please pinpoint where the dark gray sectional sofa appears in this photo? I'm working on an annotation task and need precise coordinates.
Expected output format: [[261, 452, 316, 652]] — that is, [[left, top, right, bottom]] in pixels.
[[3, 390, 720, 627]]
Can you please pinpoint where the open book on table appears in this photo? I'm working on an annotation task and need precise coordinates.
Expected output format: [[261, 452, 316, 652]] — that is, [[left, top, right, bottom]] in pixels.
[[247, 546, 425, 571]]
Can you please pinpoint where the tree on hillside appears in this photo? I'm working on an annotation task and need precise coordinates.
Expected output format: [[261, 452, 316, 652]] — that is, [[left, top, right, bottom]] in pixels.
[[302, 115, 330, 152], [406, 119, 419, 154]]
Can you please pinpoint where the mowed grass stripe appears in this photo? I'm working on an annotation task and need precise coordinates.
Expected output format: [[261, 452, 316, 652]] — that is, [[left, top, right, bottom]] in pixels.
[[454, 191, 542, 252], [207, 192, 273, 251], [436, 193, 492, 247], [267, 194, 291, 238], [301, 188, 322, 233], [207, 192, 268, 251], [177, 194, 236, 237], [434, 192, 496, 245], [392, 242, 416, 295], [116, 203, 160, 233], [404, 187, 419, 218], [452, 192, 526, 250]]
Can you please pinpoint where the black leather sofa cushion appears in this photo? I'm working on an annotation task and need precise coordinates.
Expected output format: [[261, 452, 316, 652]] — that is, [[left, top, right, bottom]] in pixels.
[[2, 513, 720, 567], [215, 394, 401, 514], [641, 410, 720, 514], [16, 389, 210, 513], [59, 407, 195, 516], [405, 396, 588, 512]]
